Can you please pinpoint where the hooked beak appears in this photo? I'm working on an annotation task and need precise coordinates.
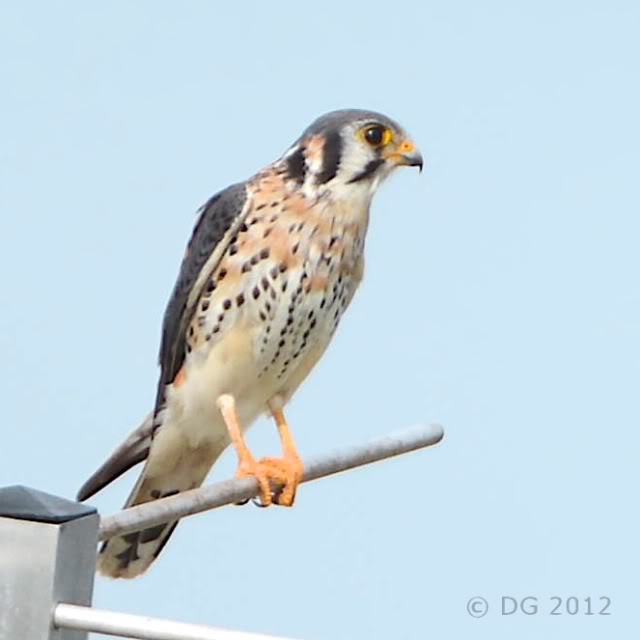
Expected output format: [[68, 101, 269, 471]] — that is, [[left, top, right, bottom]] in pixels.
[[383, 138, 424, 172]]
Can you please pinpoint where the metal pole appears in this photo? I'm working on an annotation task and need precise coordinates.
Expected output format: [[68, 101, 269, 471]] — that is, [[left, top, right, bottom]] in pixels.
[[54, 603, 299, 640], [99, 423, 444, 540], [0, 486, 98, 640]]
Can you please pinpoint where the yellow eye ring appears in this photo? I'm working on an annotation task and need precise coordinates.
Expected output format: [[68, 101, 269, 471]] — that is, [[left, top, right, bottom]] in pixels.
[[360, 124, 393, 147]]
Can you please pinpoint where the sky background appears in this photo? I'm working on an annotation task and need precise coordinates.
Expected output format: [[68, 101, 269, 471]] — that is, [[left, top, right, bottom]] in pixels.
[[1, 2, 638, 639]]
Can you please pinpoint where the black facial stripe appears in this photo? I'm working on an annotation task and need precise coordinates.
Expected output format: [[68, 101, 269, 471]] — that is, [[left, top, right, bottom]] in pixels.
[[316, 130, 343, 184], [348, 158, 385, 183], [285, 147, 307, 184]]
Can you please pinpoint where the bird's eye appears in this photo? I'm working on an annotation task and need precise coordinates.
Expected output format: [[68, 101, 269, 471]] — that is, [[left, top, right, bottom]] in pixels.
[[363, 125, 386, 147]]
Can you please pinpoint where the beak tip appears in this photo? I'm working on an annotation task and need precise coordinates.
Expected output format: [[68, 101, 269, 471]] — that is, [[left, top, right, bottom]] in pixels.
[[408, 153, 424, 172]]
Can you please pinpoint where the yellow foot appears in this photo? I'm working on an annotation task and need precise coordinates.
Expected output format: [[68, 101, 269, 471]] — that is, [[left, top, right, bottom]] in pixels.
[[259, 456, 304, 507], [237, 456, 304, 507]]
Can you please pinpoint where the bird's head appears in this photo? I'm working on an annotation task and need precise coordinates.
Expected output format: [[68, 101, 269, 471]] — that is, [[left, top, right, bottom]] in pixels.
[[281, 109, 423, 200]]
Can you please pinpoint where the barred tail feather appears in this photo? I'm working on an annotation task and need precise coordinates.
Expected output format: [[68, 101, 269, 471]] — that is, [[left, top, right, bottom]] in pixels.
[[97, 433, 228, 579]]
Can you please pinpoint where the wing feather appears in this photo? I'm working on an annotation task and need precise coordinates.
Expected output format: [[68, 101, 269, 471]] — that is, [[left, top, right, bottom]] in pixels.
[[77, 182, 251, 501], [76, 412, 155, 501], [154, 182, 249, 411]]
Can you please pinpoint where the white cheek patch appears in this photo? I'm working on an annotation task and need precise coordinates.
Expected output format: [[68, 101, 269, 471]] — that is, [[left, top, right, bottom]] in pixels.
[[337, 139, 375, 177]]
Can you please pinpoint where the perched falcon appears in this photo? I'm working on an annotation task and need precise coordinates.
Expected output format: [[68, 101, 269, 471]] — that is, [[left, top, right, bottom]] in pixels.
[[77, 109, 422, 578]]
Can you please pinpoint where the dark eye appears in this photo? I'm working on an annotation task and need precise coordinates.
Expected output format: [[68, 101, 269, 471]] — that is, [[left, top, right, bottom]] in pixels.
[[364, 125, 385, 147]]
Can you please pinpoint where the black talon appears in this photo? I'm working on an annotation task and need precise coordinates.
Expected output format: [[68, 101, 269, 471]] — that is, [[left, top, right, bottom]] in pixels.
[[271, 484, 285, 505]]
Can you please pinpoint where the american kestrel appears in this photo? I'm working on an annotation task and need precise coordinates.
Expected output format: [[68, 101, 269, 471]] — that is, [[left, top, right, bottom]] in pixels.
[[78, 109, 423, 578]]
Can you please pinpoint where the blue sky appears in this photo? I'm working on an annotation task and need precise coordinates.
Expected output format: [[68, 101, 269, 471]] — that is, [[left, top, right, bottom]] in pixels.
[[1, 2, 638, 639]]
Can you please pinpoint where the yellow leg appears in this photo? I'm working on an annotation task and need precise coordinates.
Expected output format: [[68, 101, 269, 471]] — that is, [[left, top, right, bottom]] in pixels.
[[216, 394, 275, 506], [261, 401, 304, 507], [216, 394, 304, 507]]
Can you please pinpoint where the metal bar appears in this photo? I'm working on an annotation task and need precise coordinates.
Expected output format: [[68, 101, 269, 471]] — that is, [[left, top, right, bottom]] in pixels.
[[53, 603, 298, 640], [99, 423, 444, 541]]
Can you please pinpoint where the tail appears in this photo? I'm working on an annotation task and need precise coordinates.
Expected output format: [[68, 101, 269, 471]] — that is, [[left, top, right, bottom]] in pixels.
[[78, 413, 228, 579]]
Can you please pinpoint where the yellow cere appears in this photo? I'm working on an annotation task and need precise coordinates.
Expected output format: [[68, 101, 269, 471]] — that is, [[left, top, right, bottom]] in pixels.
[[398, 139, 416, 154]]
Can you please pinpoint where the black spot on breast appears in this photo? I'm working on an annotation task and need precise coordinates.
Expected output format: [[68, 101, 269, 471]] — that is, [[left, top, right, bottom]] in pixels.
[[223, 299, 232, 310], [236, 293, 245, 307]]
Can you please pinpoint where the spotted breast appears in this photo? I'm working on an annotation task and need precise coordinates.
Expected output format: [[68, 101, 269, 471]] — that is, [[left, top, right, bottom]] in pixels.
[[186, 165, 368, 404]]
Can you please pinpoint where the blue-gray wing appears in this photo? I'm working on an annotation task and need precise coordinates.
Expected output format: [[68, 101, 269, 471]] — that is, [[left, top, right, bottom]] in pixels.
[[155, 182, 248, 411], [77, 182, 249, 501]]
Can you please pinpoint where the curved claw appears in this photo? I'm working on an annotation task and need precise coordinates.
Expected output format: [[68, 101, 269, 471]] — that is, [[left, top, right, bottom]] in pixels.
[[251, 495, 271, 508], [236, 458, 274, 507]]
